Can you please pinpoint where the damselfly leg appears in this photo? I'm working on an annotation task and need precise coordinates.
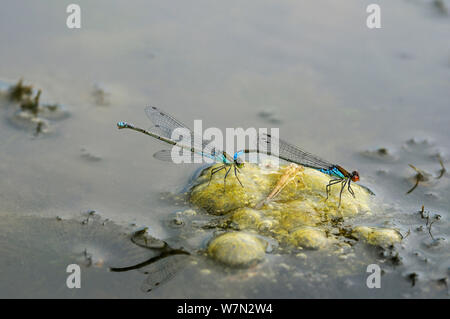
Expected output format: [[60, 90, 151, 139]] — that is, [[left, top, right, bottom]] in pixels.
[[326, 179, 343, 200], [347, 181, 355, 198], [223, 166, 232, 192], [326, 177, 352, 207], [234, 165, 244, 187], [208, 163, 244, 191], [208, 165, 226, 186], [338, 178, 349, 207]]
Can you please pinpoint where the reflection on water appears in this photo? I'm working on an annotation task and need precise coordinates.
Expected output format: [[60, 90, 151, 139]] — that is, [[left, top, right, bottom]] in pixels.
[[110, 228, 191, 294], [137, 254, 190, 293]]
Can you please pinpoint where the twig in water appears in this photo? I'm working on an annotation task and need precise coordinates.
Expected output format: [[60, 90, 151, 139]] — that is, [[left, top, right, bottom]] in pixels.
[[408, 272, 418, 287], [402, 229, 411, 240], [418, 205, 439, 240], [406, 164, 426, 194], [419, 205, 426, 219], [428, 220, 436, 240], [436, 154, 446, 179]]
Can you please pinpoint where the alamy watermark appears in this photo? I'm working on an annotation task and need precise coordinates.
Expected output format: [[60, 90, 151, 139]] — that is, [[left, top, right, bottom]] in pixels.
[[66, 264, 81, 288], [66, 4, 81, 29], [66, 4, 382, 30], [366, 264, 381, 288], [366, 4, 381, 29]]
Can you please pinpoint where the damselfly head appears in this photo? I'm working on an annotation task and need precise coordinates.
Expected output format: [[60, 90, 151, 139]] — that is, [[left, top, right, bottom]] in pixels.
[[117, 121, 127, 129], [351, 171, 360, 182]]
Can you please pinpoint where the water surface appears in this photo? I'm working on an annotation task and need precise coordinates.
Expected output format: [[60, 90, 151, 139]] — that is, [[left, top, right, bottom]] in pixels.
[[0, 0, 449, 298]]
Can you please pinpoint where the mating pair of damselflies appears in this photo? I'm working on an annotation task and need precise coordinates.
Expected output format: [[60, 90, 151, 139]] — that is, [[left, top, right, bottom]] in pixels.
[[117, 107, 374, 206]]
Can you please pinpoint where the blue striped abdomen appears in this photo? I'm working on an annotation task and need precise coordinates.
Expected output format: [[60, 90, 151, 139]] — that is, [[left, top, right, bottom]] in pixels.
[[318, 166, 345, 179]]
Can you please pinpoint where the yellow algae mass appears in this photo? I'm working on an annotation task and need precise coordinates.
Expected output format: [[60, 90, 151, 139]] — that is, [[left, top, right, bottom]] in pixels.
[[230, 208, 263, 230], [352, 226, 402, 247], [207, 232, 267, 267], [190, 163, 370, 216], [191, 163, 399, 256], [288, 227, 331, 250]]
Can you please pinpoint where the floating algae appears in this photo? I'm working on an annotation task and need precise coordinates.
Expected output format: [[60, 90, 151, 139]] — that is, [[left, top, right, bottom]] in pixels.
[[352, 226, 402, 248], [207, 232, 267, 267], [190, 162, 401, 258], [287, 227, 331, 250], [191, 163, 371, 216]]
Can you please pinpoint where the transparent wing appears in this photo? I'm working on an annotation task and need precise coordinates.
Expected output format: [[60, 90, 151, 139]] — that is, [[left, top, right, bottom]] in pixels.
[[145, 106, 226, 162], [258, 133, 334, 170], [145, 106, 191, 139]]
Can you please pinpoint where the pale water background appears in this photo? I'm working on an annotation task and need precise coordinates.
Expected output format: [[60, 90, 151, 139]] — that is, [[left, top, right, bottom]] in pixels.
[[0, 0, 449, 298]]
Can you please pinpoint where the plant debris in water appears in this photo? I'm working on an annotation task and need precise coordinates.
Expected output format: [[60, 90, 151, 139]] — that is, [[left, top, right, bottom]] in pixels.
[[4, 79, 66, 135], [418, 205, 441, 240], [8, 78, 33, 103], [406, 164, 430, 194], [406, 153, 446, 194], [436, 154, 446, 178]]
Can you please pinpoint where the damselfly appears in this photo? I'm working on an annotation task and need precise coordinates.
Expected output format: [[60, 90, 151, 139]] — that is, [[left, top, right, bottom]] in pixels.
[[117, 106, 244, 191], [245, 133, 374, 206]]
